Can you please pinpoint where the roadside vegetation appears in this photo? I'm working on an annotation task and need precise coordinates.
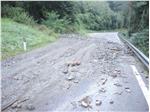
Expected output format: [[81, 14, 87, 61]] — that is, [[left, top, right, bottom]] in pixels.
[[1, 19, 57, 59], [1, 1, 149, 59]]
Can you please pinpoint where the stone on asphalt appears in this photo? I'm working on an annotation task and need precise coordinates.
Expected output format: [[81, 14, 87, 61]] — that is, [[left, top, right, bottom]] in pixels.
[[95, 100, 102, 106]]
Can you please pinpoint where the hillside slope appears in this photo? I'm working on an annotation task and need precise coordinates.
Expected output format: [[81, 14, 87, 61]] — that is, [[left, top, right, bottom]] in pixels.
[[1, 19, 57, 60]]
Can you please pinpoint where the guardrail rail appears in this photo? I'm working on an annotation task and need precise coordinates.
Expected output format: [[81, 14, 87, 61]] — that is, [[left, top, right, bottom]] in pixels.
[[118, 33, 149, 70]]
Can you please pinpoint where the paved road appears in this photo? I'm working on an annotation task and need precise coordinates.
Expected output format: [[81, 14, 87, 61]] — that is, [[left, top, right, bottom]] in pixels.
[[1, 33, 149, 112]]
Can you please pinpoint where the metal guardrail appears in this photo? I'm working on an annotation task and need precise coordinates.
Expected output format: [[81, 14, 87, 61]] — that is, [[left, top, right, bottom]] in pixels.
[[118, 33, 149, 70]]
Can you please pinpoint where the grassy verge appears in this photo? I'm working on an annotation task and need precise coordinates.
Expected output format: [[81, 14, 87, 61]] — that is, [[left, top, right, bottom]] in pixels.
[[1, 18, 58, 60]]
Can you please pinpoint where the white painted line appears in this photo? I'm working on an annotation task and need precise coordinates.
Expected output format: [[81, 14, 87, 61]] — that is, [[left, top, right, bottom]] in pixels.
[[130, 65, 149, 107]]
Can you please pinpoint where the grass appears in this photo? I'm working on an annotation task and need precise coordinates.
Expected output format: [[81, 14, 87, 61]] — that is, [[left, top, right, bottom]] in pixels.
[[1, 18, 58, 60]]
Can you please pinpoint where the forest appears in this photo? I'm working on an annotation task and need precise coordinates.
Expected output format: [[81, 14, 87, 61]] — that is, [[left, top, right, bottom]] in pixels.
[[1, 1, 149, 59]]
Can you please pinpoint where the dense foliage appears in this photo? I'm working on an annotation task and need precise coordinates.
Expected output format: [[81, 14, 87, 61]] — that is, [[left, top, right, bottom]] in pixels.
[[1, 1, 149, 56], [1, 1, 127, 31]]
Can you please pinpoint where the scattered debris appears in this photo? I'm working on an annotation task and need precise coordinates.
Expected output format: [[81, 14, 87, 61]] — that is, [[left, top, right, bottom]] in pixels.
[[66, 75, 75, 81], [79, 96, 92, 108], [63, 68, 68, 74], [11, 102, 19, 109], [95, 100, 102, 106], [114, 83, 122, 87], [109, 100, 114, 104], [66, 60, 81, 67], [110, 74, 117, 78], [69, 67, 78, 72], [71, 101, 77, 109], [101, 78, 107, 85], [13, 75, 21, 80], [26, 104, 35, 111], [99, 88, 106, 93], [114, 91, 123, 95], [125, 87, 131, 93], [11, 98, 29, 109], [145, 75, 149, 78], [114, 69, 121, 74], [74, 79, 79, 83], [67, 84, 71, 89]]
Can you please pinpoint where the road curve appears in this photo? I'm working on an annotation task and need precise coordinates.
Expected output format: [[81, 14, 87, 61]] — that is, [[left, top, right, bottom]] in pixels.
[[1, 32, 149, 112]]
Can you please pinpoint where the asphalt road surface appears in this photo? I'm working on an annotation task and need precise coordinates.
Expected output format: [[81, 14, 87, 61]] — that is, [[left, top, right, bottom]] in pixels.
[[1, 32, 149, 112]]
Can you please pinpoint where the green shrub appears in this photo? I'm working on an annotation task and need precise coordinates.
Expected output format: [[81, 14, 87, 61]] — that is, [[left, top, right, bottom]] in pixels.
[[130, 29, 149, 57], [42, 12, 70, 33], [2, 5, 35, 25]]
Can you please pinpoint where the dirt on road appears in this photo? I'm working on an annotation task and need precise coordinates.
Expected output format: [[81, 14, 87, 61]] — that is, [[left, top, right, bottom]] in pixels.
[[1, 33, 149, 112]]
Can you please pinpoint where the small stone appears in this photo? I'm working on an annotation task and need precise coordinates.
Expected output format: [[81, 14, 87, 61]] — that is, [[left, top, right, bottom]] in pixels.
[[67, 84, 71, 89], [13, 76, 19, 80], [125, 87, 131, 93], [71, 101, 77, 109], [111, 74, 117, 78], [76, 61, 81, 65], [63, 69, 68, 74], [71, 62, 76, 66], [114, 69, 121, 74], [67, 75, 75, 81], [11, 102, 18, 108], [74, 79, 79, 83], [26, 104, 35, 110], [114, 91, 123, 95], [81, 101, 88, 108], [66, 61, 72, 66], [70, 67, 78, 72], [99, 88, 106, 93], [101, 78, 107, 85], [114, 83, 122, 87], [110, 100, 114, 104], [16, 104, 22, 108], [145, 75, 148, 78], [80, 96, 92, 108], [95, 100, 102, 106]]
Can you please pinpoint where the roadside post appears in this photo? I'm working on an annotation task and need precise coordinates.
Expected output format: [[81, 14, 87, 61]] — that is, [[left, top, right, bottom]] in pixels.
[[23, 37, 27, 51]]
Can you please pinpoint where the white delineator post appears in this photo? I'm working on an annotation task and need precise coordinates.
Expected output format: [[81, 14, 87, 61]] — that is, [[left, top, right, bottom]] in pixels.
[[23, 38, 27, 51], [23, 41, 27, 51]]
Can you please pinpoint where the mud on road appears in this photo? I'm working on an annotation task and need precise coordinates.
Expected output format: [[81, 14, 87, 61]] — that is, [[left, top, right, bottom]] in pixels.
[[1, 33, 149, 112]]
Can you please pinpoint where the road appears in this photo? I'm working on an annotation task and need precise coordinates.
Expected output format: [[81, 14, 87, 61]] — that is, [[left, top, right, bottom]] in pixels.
[[1, 32, 149, 112]]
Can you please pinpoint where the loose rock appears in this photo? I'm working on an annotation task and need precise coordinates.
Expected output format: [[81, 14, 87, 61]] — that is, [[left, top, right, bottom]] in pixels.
[[95, 100, 102, 106], [145, 75, 149, 78], [11, 102, 18, 109], [110, 100, 114, 104], [26, 104, 35, 111], [111, 74, 117, 78], [66, 75, 75, 81], [74, 79, 79, 83], [114, 91, 123, 95], [101, 78, 107, 85], [80, 96, 92, 108], [63, 69, 68, 74], [125, 87, 131, 93], [114, 83, 122, 87], [99, 88, 106, 93]]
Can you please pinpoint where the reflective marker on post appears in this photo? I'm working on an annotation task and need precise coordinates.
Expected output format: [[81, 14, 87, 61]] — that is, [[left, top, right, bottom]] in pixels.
[[23, 41, 27, 51], [23, 37, 27, 51]]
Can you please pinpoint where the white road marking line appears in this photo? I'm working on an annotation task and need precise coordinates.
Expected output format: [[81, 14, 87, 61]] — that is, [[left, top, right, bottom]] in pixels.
[[130, 65, 149, 106]]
